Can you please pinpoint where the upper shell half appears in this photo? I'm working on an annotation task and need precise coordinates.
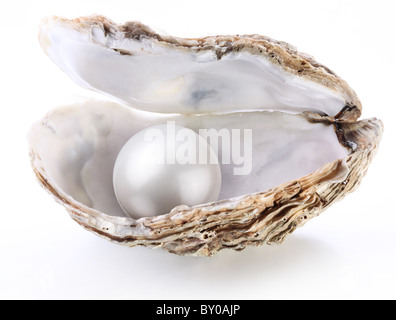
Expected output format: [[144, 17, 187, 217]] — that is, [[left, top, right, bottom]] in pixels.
[[29, 15, 383, 256]]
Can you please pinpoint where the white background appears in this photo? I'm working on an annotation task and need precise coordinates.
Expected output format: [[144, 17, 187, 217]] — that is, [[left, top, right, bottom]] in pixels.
[[1, 0, 395, 300]]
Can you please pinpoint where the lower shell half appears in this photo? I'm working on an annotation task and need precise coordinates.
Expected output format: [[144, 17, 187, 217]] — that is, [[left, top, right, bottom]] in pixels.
[[28, 100, 383, 256]]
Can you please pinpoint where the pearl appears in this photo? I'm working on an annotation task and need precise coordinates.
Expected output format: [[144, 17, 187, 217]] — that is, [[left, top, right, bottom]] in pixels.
[[113, 123, 222, 219]]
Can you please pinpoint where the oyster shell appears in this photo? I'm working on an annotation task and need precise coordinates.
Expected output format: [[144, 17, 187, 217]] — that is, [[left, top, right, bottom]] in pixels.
[[29, 15, 383, 256]]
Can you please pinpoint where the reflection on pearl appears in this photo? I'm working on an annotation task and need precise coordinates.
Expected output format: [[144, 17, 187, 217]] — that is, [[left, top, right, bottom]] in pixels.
[[113, 123, 222, 219]]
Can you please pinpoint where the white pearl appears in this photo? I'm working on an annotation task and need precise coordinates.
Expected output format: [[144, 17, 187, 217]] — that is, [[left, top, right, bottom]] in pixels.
[[113, 123, 222, 219]]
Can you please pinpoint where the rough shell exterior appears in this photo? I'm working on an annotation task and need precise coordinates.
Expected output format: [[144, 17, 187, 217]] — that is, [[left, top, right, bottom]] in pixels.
[[30, 16, 382, 256]]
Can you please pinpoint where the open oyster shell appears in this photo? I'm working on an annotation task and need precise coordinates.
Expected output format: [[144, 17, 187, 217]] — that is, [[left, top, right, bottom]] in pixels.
[[29, 15, 383, 256]]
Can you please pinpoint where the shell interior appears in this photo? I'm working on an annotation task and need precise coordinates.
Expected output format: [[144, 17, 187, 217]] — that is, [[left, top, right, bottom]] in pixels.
[[29, 100, 349, 217]]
